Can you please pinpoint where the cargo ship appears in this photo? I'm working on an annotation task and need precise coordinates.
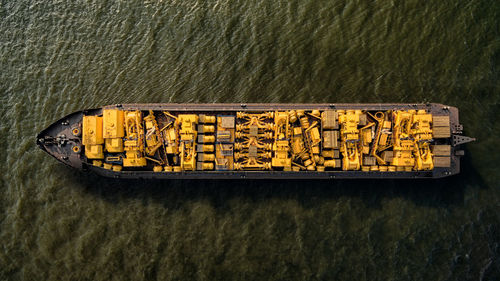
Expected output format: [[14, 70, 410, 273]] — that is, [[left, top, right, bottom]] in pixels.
[[36, 103, 475, 179]]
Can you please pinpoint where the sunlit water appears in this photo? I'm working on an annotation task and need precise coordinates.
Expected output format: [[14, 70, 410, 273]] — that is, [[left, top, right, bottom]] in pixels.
[[1, 1, 499, 280]]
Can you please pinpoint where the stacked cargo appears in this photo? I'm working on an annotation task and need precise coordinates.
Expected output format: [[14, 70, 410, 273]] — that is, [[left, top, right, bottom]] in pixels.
[[197, 115, 216, 171], [321, 110, 341, 170], [37, 103, 476, 178], [74, 106, 465, 173], [215, 116, 235, 170]]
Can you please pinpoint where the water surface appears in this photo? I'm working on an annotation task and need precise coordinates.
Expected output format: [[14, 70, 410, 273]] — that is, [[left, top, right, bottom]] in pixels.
[[1, 0, 499, 280]]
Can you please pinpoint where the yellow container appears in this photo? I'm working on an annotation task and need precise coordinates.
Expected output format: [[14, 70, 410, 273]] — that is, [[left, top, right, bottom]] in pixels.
[[200, 115, 216, 123], [324, 160, 337, 168], [201, 163, 214, 170], [201, 135, 215, 143], [322, 150, 334, 158], [85, 144, 104, 159], [103, 109, 124, 138], [201, 145, 214, 152], [105, 138, 124, 153], [200, 154, 215, 162], [82, 116, 103, 145], [200, 125, 215, 133]]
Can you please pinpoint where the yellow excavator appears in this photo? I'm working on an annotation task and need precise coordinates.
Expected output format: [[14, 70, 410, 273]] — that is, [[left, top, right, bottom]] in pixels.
[[338, 110, 362, 170], [411, 110, 434, 170]]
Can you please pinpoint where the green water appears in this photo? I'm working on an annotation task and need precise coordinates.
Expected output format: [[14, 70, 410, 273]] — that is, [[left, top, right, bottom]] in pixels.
[[1, 0, 499, 280]]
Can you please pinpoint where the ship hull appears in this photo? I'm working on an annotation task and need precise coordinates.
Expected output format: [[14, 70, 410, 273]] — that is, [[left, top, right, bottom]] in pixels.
[[37, 103, 474, 179]]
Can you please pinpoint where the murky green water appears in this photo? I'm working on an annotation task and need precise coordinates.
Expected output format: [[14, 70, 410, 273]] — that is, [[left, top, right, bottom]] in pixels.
[[1, 0, 499, 280]]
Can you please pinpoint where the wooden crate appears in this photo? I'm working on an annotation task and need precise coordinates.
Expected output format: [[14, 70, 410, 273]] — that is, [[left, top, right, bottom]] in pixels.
[[333, 149, 340, 158], [431, 145, 451, 156], [321, 110, 338, 129], [434, 156, 451, 167], [363, 156, 376, 166], [433, 126, 450, 138], [381, 151, 393, 162], [359, 114, 367, 126], [433, 115, 450, 127], [323, 130, 339, 149]]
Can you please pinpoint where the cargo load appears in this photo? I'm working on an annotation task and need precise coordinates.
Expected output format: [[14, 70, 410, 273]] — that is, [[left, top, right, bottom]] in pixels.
[[36, 103, 475, 179]]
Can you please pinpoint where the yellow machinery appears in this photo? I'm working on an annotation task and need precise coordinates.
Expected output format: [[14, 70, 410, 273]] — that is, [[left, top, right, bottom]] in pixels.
[[359, 121, 375, 156], [290, 110, 322, 171], [197, 114, 216, 171], [234, 112, 273, 170], [82, 115, 104, 159], [162, 112, 179, 156], [271, 111, 292, 170], [144, 111, 162, 157], [177, 114, 198, 171], [392, 110, 435, 170], [103, 109, 124, 153], [215, 116, 235, 171], [291, 125, 308, 170], [123, 110, 147, 167], [366, 111, 392, 165], [78, 107, 443, 173], [411, 110, 434, 170], [391, 110, 415, 169], [338, 110, 362, 170]]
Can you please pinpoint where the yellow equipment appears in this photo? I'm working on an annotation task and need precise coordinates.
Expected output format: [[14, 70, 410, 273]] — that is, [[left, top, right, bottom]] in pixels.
[[271, 111, 292, 170], [103, 109, 124, 153], [123, 110, 147, 167], [412, 110, 434, 170], [177, 114, 198, 170], [391, 110, 415, 168], [161, 115, 179, 155], [366, 111, 391, 165], [338, 110, 362, 170], [144, 111, 162, 157], [75, 106, 451, 174], [82, 115, 104, 159], [292, 110, 320, 170], [359, 122, 374, 155], [234, 112, 273, 170], [178, 114, 198, 140]]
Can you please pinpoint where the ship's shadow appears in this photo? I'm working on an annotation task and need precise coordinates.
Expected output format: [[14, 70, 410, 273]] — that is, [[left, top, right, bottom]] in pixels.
[[68, 152, 486, 210]]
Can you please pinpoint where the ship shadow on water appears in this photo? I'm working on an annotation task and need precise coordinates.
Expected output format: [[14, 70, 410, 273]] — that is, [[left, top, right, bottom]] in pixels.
[[61, 150, 488, 211]]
